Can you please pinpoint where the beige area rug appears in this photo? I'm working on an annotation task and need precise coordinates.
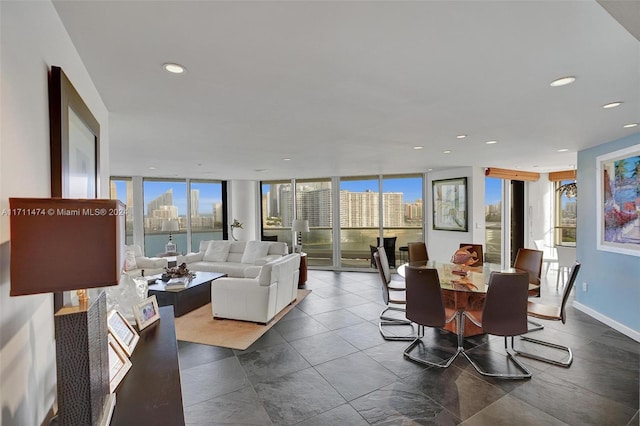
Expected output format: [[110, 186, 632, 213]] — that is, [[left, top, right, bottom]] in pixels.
[[174, 289, 311, 350]]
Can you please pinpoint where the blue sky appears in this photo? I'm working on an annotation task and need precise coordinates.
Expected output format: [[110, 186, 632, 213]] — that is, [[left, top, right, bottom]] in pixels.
[[111, 181, 222, 215]]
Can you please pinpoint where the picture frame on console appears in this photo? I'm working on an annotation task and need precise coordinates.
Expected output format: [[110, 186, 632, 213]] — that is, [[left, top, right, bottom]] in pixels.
[[133, 295, 161, 330], [107, 310, 139, 356], [107, 334, 132, 393]]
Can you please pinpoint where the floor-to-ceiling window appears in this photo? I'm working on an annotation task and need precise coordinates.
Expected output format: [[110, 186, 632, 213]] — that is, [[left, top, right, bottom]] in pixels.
[[485, 177, 502, 263], [295, 178, 333, 266], [109, 177, 134, 245], [261, 180, 293, 247], [143, 179, 187, 256], [339, 176, 380, 268], [555, 180, 577, 245], [190, 180, 224, 250], [382, 174, 423, 264]]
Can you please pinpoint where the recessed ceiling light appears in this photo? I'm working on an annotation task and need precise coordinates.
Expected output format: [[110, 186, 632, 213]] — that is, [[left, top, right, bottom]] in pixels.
[[602, 101, 623, 109], [443, 150, 452, 154], [413, 146, 424, 150], [485, 140, 497, 145], [557, 148, 569, 153], [427, 168, 433, 171], [148, 166, 156, 170], [282, 158, 291, 161], [550, 76, 576, 87], [456, 134, 467, 139], [623, 123, 638, 128], [254, 169, 268, 172], [163, 63, 186, 74]]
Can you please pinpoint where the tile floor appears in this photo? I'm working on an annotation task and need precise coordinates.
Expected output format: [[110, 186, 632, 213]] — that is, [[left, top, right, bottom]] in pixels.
[[178, 268, 639, 425]]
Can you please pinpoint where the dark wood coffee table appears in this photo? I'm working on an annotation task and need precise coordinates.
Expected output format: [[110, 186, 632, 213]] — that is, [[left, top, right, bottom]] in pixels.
[[148, 272, 226, 317]]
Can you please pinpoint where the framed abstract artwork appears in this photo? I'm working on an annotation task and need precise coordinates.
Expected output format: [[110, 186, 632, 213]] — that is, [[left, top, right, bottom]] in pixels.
[[596, 144, 640, 256], [433, 177, 468, 232]]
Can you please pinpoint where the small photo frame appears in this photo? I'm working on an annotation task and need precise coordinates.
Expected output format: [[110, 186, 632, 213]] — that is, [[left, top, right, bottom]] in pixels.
[[133, 295, 161, 330], [107, 310, 139, 356], [108, 334, 132, 393]]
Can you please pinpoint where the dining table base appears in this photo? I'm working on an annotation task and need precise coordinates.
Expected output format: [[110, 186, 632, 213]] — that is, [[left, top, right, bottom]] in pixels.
[[442, 290, 485, 337]]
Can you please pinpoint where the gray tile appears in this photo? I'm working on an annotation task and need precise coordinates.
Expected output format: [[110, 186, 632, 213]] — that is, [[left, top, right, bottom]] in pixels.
[[350, 380, 460, 425], [254, 368, 346, 425], [178, 341, 234, 370], [627, 411, 639, 426], [547, 349, 639, 410], [335, 320, 387, 350], [296, 404, 368, 426], [181, 356, 250, 407], [237, 342, 310, 385], [347, 302, 386, 322], [312, 309, 365, 330], [273, 314, 330, 341], [307, 285, 351, 299], [184, 386, 273, 425], [234, 327, 287, 355], [401, 365, 506, 420], [315, 352, 397, 401], [461, 394, 568, 426], [510, 370, 638, 425], [278, 306, 309, 322], [364, 340, 427, 378], [290, 331, 359, 365]]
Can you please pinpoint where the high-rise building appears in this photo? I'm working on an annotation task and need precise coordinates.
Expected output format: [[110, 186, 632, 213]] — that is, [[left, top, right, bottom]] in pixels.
[[191, 189, 200, 217]]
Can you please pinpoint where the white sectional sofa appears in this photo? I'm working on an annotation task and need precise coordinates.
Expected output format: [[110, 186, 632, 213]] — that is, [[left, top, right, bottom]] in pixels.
[[123, 244, 168, 277], [177, 240, 288, 278], [211, 253, 301, 324]]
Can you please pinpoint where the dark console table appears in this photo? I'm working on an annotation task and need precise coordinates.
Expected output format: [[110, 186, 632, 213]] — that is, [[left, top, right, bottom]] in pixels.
[[111, 306, 184, 426]]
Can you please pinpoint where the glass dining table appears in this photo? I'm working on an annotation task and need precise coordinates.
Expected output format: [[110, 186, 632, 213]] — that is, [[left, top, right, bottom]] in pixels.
[[397, 260, 537, 337]]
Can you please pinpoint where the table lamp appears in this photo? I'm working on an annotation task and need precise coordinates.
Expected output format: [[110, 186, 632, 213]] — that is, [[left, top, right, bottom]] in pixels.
[[291, 219, 310, 253], [9, 197, 125, 426], [162, 219, 179, 253]]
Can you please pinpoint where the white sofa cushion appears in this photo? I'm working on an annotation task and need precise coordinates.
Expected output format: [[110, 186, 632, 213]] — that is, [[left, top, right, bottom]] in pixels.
[[203, 240, 231, 262], [124, 250, 138, 271], [240, 241, 271, 264]]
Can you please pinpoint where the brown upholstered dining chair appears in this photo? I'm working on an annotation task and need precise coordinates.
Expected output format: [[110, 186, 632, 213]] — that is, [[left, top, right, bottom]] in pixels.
[[514, 262, 581, 367], [373, 247, 414, 341], [407, 242, 428, 264], [514, 248, 543, 297], [462, 271, 532, 379], [403, 266, 462, 368], [459, 243, 483, 266]]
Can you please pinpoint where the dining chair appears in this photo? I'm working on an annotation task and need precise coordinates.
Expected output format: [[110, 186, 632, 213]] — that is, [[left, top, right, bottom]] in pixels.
[[459, 243, 483, 266], [407, 242, 429, 263], [534, 239, 558, 276], [555, 246, 576, 291], [403, 266, 462, 368], [373, 247, 414, 341], [514, 262, 581, 367], [513, 248, 543, 297], [462, 271, 532, 379], [377, 237, 397, 268]]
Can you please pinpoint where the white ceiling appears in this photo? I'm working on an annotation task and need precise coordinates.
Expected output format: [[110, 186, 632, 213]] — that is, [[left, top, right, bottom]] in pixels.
[[52, 0, 640, 181]]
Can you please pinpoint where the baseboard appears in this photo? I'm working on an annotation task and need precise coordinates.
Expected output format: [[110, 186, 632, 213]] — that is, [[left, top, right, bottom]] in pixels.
[[572, 301, 640, 343]]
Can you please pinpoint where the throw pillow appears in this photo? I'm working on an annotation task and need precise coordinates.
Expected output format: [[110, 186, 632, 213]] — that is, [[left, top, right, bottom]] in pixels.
[[124, 250, 137, 271], [240, 241, 271, 264], [203, 241, 231, 262]]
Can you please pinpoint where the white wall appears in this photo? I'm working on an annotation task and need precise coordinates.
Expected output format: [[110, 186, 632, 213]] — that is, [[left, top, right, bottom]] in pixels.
[[228, 180, 259, 241], [426, 167, 482, 262], [527, 174, 554, 249], [0, 2, 109, 424]]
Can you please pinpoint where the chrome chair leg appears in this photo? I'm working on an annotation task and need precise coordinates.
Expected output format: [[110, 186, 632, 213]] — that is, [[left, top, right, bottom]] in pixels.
[[379, 306, 415, 341], [514, 336, 573, 367], [462, 336, 532, 380], [403, 314, 463, 368], [527, 319, 544, 332]]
